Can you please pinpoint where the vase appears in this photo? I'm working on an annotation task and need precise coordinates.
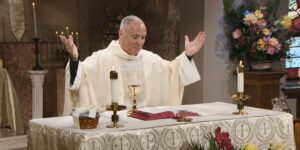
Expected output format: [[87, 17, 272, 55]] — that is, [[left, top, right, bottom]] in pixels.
[[250, 61, 272, 71]]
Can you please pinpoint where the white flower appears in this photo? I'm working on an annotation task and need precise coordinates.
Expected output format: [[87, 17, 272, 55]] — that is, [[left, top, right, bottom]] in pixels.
[[297, 9, 300, 15], [288, 11, 298, 19]]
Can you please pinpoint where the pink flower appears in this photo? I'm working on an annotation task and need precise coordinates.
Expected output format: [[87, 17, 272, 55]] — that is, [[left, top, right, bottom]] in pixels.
[[215, 127, 233, 150], [232, 28, 242, 39], [268, 38, 279, 47], [257, 18, 267, 27], [267, 47, 276, 55]]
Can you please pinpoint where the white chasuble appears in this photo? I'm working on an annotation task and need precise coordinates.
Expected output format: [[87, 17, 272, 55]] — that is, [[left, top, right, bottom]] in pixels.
[[63, 40, 200, 115]]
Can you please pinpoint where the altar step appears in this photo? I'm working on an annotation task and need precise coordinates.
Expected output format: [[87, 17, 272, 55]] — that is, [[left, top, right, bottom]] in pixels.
[[0, 135, 27, 150]]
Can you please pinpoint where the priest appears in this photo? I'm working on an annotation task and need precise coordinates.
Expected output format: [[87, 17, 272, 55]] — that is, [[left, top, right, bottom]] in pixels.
[[60, 15, 206, 115]]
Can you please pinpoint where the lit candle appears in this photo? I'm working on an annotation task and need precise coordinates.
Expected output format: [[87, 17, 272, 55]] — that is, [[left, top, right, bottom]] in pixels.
[[76, 32, 79, 50], [110, 66, 118, 102], [66, 26, 69, 36], [32, 2, 38, 37], [71, 32, 74, 43], [55, 31, 58, 50], [61, 32, 65, 50], [237, 61, 244, 92]]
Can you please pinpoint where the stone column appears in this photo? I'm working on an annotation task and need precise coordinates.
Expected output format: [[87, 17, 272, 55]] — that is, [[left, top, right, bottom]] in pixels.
[[28, 70, 48, 118]]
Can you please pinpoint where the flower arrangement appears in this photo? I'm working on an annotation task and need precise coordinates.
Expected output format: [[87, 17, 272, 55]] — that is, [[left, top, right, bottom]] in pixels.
[[223, 0, 292, 64], [189, 127, 284, 150], [190, 127, 235, 150], [288, 0, 300, 35]]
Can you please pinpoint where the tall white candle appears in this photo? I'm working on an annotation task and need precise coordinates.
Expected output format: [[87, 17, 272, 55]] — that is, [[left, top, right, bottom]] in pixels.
[[61, 32, 64, 49], [66, 27, 69, 36], [76, 32, 79, 50], [110, 66, 118, 102], [237, 61, 244, 92], [32, 2, 38, 37], [55, 31, 58, 49]]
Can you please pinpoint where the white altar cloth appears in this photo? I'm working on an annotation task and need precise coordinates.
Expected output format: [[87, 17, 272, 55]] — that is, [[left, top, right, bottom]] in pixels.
[[29, 102, 296, 150]]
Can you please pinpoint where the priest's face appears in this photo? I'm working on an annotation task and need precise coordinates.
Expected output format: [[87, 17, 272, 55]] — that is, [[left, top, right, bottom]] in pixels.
[[119, 20, 147, 56]]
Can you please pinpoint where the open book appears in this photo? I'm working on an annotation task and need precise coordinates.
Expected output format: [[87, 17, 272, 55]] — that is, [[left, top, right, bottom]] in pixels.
[[129, 110, 200, 121]]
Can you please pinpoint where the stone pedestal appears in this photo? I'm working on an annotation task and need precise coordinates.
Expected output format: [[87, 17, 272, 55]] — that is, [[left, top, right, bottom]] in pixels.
[[28, 70, 48, 118]]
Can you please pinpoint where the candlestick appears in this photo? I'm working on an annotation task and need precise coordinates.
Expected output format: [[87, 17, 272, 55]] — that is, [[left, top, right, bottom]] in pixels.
[[237, 60, 244, 92], [232, 61, 248, 115], [110, 66, 118, 103], [32, 37, 43, 70], [55, 31, 58, 50], [61, 32, 65, 50], [106, 102, 126, 128], [66, 26, 69, 37], [32, 2, 38, 37], [76, 32, 79, 50]]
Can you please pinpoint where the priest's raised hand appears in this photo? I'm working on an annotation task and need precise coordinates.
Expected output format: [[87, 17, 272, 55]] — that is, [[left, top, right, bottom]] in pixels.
[[184, 32, 206, 57], [59, 35, 79, 61]]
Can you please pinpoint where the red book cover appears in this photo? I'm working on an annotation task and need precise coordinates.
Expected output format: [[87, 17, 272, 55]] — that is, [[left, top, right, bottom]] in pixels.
[[129, 110, 200, 121], [129, 110, 175, 120]]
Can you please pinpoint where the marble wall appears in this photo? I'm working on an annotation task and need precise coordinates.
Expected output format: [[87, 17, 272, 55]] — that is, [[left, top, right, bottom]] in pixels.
[[0, 0, 181, 131]]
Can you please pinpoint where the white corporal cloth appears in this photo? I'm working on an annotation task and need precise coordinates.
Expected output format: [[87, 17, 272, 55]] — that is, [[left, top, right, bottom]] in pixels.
[[29, 102, 296, 150]]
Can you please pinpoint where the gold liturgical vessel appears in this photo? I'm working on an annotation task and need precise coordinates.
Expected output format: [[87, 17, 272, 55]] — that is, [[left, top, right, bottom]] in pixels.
[[127, 84, 140, 115], [232, 61, 249, 115], [106, 102, 126, 128]]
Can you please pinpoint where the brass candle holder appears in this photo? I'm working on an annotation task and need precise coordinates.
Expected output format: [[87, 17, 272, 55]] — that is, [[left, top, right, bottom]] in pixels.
[[127, 84, 140, 115], [232, 61, 249, 115], [106, 102, 126, 128], [232, 92, 249, 115]]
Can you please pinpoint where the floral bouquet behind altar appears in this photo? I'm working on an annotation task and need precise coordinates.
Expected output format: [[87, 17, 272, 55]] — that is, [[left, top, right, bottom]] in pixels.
[[223, 0, 292, 66]]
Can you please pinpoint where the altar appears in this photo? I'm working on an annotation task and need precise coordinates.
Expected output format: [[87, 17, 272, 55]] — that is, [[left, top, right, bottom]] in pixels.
[[29, 102, 296, 150]]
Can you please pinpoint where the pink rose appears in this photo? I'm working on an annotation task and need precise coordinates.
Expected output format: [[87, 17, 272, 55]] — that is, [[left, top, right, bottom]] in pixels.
[[232, 29, 242, 39], [267, 47, 276, 55]]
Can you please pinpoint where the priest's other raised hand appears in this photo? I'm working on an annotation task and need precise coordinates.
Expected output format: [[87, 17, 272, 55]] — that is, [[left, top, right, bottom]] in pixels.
[[184, 32, 206, 57], [59, 35, 79, 61]]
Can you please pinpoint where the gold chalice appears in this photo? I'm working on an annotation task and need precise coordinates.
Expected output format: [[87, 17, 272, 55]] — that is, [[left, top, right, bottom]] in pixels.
[[127, 84, 140, 115]]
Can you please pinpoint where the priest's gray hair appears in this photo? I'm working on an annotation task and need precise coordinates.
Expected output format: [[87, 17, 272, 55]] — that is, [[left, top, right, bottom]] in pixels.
[[120, 15, 145, 29]]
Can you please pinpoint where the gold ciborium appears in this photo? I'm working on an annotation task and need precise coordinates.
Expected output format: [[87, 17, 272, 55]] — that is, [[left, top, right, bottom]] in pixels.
[[106, 102, 126, 128], [127, 84, 140, 115]]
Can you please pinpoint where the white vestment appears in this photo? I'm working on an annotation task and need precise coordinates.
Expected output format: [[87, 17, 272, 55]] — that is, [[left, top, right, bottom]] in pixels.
[[63, 40, 200, 115]]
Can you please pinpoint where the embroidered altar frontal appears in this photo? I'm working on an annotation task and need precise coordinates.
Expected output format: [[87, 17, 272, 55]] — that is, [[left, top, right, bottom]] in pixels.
[[29, 102, 296, 150]]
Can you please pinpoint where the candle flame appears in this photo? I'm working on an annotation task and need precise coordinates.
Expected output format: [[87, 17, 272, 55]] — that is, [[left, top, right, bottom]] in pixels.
[[61, 32, 64, 35], [239, 60, 242, 65], [112, 66, 115, 71], [55, 31, 58, 34], [76, 32, 79, 35], [32, 2, 35, 6]]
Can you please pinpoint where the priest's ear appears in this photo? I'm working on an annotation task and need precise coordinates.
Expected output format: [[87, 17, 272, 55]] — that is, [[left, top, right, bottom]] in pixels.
[[119, 29, 123, 37]]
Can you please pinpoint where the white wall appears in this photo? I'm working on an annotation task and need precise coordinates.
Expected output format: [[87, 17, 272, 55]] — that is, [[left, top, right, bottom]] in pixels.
[[180, 0, 235, 104], [202, 0, 236, 103], [180, 0, 204, 104]]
